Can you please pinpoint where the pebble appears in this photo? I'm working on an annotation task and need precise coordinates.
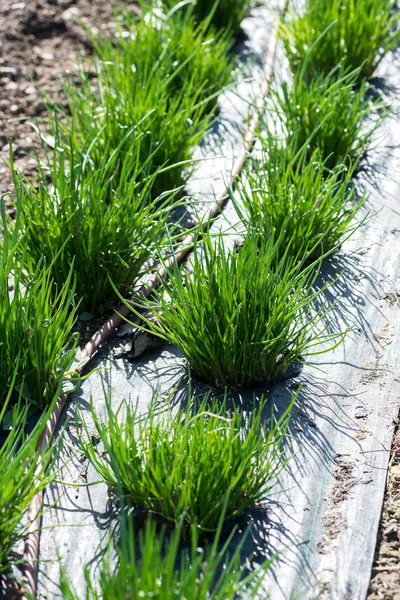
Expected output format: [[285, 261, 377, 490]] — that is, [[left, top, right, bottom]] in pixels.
[[39, 52, 54, 62], [391, 464, 400, 481], [5, 81, 18, 91], [24, 85, 37, 95], [61, 7, 80, 21], [0, 67, 17, 79], [19, 136, 33, 146], [11, 2, 25, 9]]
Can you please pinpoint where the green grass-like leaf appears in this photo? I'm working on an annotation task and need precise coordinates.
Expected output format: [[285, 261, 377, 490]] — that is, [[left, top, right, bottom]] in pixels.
[[0, 386, 60, 572], [78, 388, 293, 531], [10, 131, 183, 316], [281, 0, 400, 78], [232, 134, 366, 263], [115, 231, 344, 389], [0, 197, 78, 411], [60, 509, 272, 599], [59, 5, 234, 195], [273, 64, 384, 169]]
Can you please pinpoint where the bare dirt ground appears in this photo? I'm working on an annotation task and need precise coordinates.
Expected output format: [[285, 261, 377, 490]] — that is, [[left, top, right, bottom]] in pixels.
[[368, 418, 400, 600], [0, 0, 137, 214]]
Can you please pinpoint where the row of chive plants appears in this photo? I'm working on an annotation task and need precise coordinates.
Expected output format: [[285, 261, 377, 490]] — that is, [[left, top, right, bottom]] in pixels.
[[56, 1, 291, 594], [58, 0, 399, 597], [1, 0, 397, 595], [0, 1, 255, 593]]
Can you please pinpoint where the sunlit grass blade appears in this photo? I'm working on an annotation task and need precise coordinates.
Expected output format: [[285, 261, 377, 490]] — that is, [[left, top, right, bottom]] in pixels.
[[57, 4, 234, 195], [273, 64, 385, 169], [232, 133, 367, 263], [114, 230, 345, 389], [78, 387, 294, 531], [0, 196, 78, 412], [281, 0, 400, 78], [59, 508, 273, 599], [0, 382, 61, 572], [10, 127, 184, 316]]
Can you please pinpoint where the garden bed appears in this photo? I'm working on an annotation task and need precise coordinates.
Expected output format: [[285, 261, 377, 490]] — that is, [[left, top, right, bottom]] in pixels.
[[36, 19, 400, 600], [1, 1, 400, 599]]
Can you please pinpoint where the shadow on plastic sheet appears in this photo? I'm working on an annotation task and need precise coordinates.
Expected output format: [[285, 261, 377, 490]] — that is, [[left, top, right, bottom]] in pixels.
[[0, 564, 23, 600], [169, 368, 361, 476], [164, 379, 329, 597], [51, 337, 371, 599], [74, 330, 374, 482], [76, 338, 370, 487], [38, 471, 119, 594], [310, 249, 386, 340], [170, 5, 270, 233], [147, 361, 371, 593]]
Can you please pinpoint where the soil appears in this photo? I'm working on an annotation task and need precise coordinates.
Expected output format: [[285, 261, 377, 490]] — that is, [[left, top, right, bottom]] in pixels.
[[368, 419, 400, 600], [0, 0, 138, 215]]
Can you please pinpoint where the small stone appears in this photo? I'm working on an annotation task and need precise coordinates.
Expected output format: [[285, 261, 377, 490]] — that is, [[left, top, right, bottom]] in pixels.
[[0, 66, 17, 79], [113, 342, 132, 358], [10, 104, 19, 113], [11, 2, 25, 9], [61, 7, 80, 20], [39, 52, 54, 62], [5, 81, 18, 91], [24, 85, 37, 95]]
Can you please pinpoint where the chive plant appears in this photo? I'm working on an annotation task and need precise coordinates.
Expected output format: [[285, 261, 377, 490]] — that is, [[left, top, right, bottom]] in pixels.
[[11, 133, 181, 316], [161, 0, 253, 36], [60, 512, 272, 599], [274, 65, 383, 169], [0, 199, 78, 412], [232, 135, 366, 263], [116, 232, 344, 389], [281, 0, 400, 78], [0, 383, 58, 572], [78, 390, 293, 531], [60, 5, 234, 195]]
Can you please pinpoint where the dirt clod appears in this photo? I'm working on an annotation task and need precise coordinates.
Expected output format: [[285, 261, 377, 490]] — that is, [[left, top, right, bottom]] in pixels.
[[317, 455, 358, 554], [0, 0, 134, 214]]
